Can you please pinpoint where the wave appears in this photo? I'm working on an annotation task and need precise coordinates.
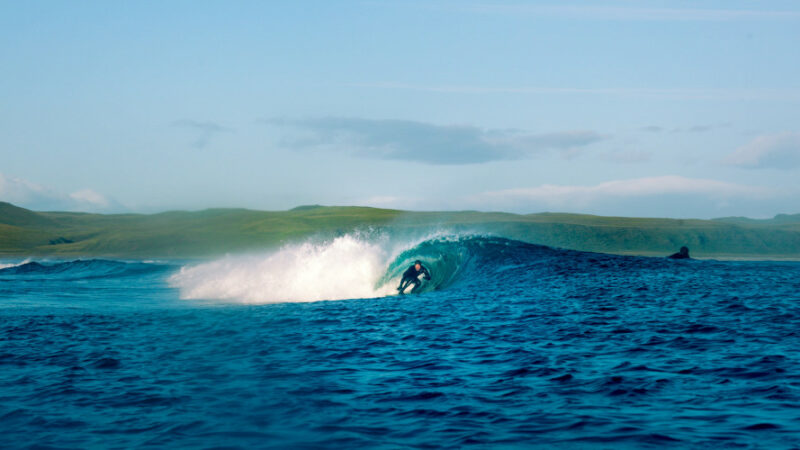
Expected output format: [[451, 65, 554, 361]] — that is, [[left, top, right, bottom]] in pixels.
[[0, 259, 31, 270], [169, 233, 562, 304], [0, 259, 170, 279]]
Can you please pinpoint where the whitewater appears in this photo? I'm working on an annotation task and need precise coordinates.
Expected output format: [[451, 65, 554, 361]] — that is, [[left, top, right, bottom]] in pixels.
[[168, 233, 417, 303], [2, 233, 800, 448]]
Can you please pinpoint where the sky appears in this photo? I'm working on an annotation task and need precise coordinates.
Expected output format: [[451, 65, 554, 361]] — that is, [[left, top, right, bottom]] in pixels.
[[1, 0, 799, 218]]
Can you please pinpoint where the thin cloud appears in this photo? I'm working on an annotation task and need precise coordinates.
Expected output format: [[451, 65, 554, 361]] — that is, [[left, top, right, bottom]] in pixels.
[[599, 149, 652, 164], [352, 176, 787, 217], [0, 173, 122, 212], [638, 123, 729, 133], [481, 175, 767, 200], [671, 122, 732, 133], [640, 126, 663, 133], [471, 175, 775, 215], [724, 132, 800, 169], [440, 4, 800, 22], [264, 117, 606, 165], [352, 82, 800, 102], [69, 189, 112, 209], [357, 195, 417, 210], [0, 173, 52, 208], [688, 125, 713, 133], [171, 119, 232, 149]]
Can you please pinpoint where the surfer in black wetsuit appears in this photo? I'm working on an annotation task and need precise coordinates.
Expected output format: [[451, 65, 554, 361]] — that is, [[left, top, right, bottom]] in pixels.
[[397, 260, 431, 294]]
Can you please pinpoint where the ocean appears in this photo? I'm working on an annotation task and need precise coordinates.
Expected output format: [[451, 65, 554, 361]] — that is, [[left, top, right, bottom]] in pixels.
[[2, 234, 800, 448]]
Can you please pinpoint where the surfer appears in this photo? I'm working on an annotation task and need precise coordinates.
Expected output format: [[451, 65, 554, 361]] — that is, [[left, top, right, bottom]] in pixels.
[[397, 260, 431, 294]]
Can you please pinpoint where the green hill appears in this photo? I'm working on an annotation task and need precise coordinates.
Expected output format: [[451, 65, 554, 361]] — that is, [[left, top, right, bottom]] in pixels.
[[1, 201, 800, 259], [0, 202, 56, 227]]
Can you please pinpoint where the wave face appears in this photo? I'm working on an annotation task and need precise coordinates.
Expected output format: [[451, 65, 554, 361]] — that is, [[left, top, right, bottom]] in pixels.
[[379, 235, 560, 293], [169, 234, 560, 303]]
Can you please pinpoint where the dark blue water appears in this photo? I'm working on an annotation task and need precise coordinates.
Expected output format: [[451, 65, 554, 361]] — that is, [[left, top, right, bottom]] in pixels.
[[2, 236, 800, 448]]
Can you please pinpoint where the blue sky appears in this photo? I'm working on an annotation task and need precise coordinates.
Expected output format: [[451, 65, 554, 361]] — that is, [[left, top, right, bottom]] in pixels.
[[1, 0, 799, 218]]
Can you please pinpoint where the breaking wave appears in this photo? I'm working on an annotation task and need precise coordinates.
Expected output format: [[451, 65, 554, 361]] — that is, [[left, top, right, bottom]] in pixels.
[[168, 233, 561, 304]]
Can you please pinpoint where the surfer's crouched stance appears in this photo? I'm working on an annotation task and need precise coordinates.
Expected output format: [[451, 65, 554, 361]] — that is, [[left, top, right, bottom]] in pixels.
[[397, 260, 431, 294]]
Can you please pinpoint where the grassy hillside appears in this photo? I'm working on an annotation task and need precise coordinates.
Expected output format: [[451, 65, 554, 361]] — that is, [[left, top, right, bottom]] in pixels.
[[2, 201, 800, 259]]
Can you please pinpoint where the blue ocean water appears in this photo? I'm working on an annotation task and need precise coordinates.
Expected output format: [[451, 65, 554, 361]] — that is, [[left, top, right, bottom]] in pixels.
[[2, 235, 800, 448]]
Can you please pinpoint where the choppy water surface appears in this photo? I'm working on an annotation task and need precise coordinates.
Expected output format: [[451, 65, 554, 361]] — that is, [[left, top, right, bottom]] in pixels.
[[2, 236, 800, 448]]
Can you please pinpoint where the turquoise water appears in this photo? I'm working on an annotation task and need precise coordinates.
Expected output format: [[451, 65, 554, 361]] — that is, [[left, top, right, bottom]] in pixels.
[[2, 236, 800, 448]]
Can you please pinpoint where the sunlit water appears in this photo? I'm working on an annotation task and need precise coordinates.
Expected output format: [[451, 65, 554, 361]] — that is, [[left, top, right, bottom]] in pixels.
[[2, 236, 800, 448]]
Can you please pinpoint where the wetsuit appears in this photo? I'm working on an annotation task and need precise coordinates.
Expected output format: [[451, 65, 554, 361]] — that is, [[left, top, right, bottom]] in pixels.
[[397, 264, 431, 294]]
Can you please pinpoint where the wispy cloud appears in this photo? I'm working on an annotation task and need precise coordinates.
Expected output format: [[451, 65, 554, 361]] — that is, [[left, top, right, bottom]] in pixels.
[[687, 124, 715, 133], [676, 123, 732, 133], [0, 173, 122, 212], [435, 4, 800, 22], [599, 149, 652, 164], [263, 117, 606, 165], [639, 123, 731, 134], [640, 125, 664, 133], [171, 119, 232, 149], [724, 132, 800, 169], [344, 175, 783, 217], [0, 174, 52, 208], [352, 82, 800, 102], [479, 176, 768, 202], [69, 189, 112, 209], [469, 175, 777, 216], [356, 195, 416, 210]]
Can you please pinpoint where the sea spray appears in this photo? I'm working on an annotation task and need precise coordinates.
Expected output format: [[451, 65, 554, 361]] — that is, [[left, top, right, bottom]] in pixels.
[[169, 233, 402, 303]]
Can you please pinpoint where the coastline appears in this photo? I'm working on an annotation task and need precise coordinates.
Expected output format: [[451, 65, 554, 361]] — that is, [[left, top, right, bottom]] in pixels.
[[2, 201, 800, 260]]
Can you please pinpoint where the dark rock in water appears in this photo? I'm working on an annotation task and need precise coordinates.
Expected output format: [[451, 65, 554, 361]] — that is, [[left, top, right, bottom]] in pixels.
[[668, 246, 690, 259]]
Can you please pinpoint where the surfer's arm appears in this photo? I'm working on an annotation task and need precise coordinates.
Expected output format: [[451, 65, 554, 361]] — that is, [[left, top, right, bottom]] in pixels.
[[422, 267, 431, 280]]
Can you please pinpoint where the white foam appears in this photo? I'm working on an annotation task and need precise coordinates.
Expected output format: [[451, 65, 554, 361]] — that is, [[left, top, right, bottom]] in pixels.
[[169, 234, 401, 304]]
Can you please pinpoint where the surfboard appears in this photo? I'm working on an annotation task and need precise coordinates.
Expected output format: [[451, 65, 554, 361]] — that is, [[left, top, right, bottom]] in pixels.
[[396, 275, 424, 295]]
